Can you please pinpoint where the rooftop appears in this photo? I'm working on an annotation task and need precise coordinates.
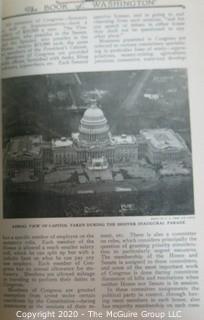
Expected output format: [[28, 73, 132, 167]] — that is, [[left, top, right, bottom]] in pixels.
[[8, 135, 43, 159], [52, 137, 73, 148], [140, 129, 187, 151], [112, 134, 136, 145]]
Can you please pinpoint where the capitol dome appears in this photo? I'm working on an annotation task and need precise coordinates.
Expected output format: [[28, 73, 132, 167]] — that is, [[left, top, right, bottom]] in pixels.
[[79, 100, 111, 146], [82, 104, 105, 121]]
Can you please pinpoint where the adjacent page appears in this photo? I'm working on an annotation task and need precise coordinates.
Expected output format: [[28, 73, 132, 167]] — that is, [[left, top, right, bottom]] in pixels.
[[1, 0, 204, 319]]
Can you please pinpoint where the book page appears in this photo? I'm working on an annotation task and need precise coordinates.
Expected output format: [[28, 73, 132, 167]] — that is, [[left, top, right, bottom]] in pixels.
[[1, 1, 204, 319]]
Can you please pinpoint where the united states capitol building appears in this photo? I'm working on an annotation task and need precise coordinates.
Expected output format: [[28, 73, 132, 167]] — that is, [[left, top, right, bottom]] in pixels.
[[51, 100, 190, 169], [52, 100, 138, 169], [6, 100, 191, 178]]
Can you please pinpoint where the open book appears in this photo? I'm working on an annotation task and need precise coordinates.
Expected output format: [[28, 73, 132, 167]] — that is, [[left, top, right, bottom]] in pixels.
[[1, 0, 204, 319]]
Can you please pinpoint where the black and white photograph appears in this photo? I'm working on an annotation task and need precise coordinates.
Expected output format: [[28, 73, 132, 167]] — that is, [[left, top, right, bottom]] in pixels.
[[3, 69, 194, 218]]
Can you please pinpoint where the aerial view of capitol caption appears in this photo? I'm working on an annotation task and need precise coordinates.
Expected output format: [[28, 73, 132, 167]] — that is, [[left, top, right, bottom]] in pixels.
[[3, 69, 194, 218]]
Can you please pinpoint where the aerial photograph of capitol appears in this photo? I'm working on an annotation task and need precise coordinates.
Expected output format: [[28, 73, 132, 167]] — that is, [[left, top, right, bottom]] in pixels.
[[3, 69, 194, 218]]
